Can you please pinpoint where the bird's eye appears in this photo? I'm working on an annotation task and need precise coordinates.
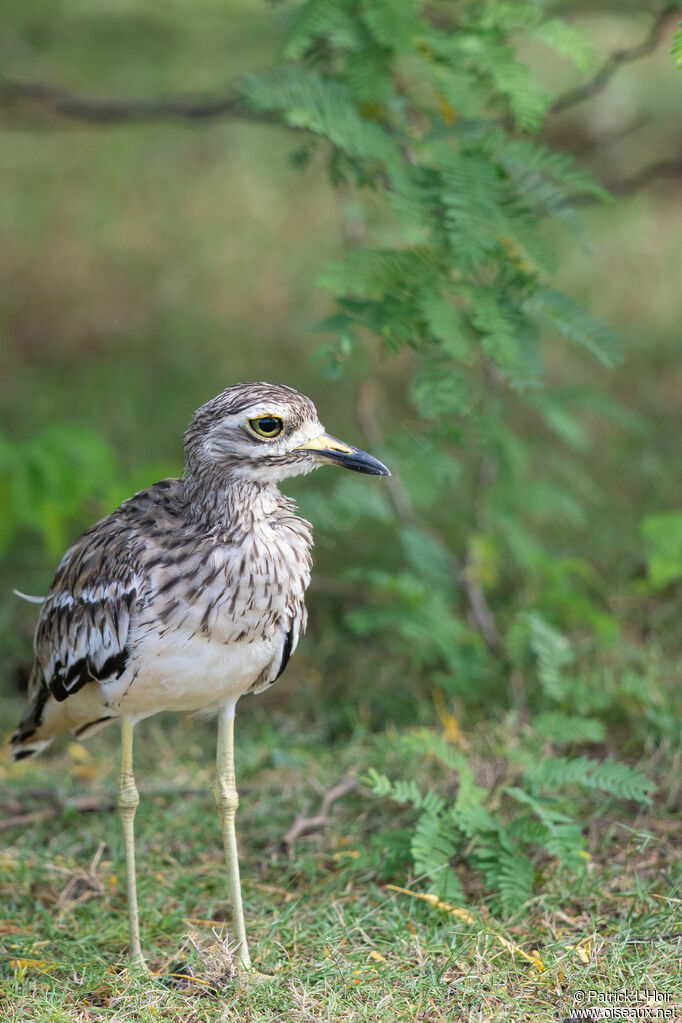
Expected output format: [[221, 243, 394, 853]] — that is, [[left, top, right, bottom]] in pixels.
[[248, 416, 284, 439]]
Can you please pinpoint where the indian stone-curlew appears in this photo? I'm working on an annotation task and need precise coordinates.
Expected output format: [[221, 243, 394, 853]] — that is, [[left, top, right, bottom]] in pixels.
[[10, 382, 390, 973]]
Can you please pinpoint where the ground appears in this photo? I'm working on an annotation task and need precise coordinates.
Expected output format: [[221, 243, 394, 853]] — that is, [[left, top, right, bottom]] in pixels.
[[1, 695, 680, 1023]]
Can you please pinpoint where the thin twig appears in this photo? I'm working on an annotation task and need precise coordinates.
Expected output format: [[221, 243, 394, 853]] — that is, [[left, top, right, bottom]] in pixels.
[[356, 378, 418, 526], [281, 776, 357, 850], [608, 156, 682, 195], [54, 840, 106, 912], [0, 795, 115, 831], [462, 549, 507, 658], [570, 154, 682, 207], [0, 787, 215, 831], [0, 76, 267, 125], [566, 115, 647, 158], [0, 809, 56, 831], [5, 7, 671, 125], [2, 29, 680, 205], [551, 7, 673, 115], [463, 450, 507, 658], [356, 378, 508, 659]]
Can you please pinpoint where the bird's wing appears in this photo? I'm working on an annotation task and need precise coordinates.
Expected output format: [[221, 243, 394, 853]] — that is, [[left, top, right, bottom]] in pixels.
[[33, 524, 145, 703]]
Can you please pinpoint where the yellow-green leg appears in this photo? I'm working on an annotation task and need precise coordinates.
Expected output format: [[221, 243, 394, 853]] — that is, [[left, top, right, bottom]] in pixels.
[[118, 718, 147, 970], [214, 704, 251, 973]]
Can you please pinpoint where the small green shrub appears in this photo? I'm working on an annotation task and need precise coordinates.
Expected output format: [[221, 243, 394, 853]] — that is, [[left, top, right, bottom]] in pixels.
[[365, 727, 651, 915]]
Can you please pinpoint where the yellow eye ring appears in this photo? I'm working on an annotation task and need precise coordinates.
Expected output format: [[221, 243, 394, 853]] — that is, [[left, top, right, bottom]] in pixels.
[[248, 415, 284, 440]]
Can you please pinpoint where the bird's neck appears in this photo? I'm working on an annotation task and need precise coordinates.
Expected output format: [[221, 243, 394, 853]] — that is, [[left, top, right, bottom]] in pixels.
[[183, 469, 279, 533]]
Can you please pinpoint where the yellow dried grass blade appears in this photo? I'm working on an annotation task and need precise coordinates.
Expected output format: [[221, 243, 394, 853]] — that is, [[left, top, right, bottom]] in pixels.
[[492, 933, 545, 973], [387, 884, 545, 973], [386, 884, 475, 923], [431, 689, 465, 746], [9, 957, 59, 973]]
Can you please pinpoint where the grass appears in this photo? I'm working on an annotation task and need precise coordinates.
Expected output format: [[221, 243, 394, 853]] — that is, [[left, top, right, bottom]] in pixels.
[[2, 5, 682, 1019], [2, 690, 681, 1023]]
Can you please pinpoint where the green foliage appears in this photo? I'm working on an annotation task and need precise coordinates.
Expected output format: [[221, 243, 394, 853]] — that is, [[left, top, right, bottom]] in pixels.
[[2, 711, 680, 1021], [0, 426, 176, 565], [3, 0, 678, 958], [3, 3, 648, 714], [523, 755, 651, 803], [531, 18, 598, 72], [365, 726, 651, 915], [0, 425, 118, 560], [531, 711, 605, 745], [672, 20, 682, 69], [362, 606, 656, 916], [258, 4, 657, 913], [250, 0, 623, 689], [641, 511, 682, 587], [507, 611, 574, 699]]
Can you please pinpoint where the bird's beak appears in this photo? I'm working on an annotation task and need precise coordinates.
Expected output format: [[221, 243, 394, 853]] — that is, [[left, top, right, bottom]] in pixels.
[[295, 433, 390, 476]]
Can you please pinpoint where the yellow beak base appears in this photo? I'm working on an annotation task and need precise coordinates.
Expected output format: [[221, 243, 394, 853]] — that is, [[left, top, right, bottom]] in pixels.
[[295, 433, 390, 476]]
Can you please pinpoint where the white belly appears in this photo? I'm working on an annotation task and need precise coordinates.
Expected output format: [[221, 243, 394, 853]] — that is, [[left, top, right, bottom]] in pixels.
[[100, 627, 280, 721]]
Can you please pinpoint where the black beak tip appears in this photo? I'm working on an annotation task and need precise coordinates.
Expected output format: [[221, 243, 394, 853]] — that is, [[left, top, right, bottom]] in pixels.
[[354, 453, 391, 476], [317, 441, 391, 477]]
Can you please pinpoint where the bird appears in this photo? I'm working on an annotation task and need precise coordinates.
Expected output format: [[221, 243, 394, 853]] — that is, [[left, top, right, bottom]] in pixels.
[[9, 381, 390, 974]]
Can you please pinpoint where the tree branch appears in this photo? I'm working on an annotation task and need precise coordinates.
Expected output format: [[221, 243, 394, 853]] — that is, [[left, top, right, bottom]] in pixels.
[[550, 6, 673, 116], [0, 76, 268, 125], [281, 776, 357, 851], [571, 154, 682, 205], [565, 115, 648, 158], [608, 156, 682, 195], [0, 8, 674, 135], [462, 455, 507, 659]]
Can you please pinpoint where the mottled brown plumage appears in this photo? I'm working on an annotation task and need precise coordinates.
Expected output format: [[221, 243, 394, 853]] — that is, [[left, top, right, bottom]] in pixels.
[[9, 381, 389, 971], [11, 382, 388, 758]]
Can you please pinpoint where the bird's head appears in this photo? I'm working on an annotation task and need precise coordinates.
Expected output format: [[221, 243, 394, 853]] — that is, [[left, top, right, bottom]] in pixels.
[[184, 382, 390, 484]]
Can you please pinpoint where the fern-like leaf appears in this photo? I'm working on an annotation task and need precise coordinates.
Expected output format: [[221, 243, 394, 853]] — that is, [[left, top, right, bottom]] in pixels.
[[526, 287, 620, 368], [525, 756, 652, 805], [243, 68, 398, 164]]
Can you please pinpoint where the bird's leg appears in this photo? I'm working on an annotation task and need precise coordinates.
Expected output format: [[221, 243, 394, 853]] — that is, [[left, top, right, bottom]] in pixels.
[[214, 703, 251, 973], [118, 718, 147, 970]]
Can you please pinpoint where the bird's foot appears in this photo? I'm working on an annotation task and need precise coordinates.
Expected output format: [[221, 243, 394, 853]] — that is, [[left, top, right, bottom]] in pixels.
[[239, 965, 271, 986], [128, 952, 151, 976]]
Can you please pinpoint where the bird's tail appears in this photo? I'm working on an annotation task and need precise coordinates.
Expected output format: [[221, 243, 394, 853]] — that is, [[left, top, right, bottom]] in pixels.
[[10, 684, 117, 761], [10, 688, 53, 760]]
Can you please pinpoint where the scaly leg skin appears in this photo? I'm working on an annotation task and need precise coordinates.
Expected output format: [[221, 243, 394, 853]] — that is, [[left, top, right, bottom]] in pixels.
[[214, 703, 256, 978], [118, 718, 148, 972]]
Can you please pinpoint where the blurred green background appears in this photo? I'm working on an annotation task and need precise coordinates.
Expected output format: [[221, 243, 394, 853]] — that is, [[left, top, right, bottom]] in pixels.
[[1, 3, 682, 1013], [1, 1, 343, 707], [1, 1, 682, 730]]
